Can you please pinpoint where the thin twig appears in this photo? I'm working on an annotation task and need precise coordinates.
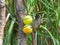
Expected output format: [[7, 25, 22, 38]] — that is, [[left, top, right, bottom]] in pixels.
[[32, 32, 35, 45]]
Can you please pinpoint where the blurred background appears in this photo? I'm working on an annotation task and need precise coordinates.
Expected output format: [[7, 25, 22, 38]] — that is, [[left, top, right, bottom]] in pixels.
[[3, 0, 60, 45]]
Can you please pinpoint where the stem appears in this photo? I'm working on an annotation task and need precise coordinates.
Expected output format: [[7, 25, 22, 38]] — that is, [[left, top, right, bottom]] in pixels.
[[35, 32, 37, 45], [32, 32, 35, 45]]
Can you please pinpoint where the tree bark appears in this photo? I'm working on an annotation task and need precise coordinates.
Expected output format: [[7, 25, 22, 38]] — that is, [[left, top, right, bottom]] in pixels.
[[0, 0, 5, 45], [15, 0, 26, 45]]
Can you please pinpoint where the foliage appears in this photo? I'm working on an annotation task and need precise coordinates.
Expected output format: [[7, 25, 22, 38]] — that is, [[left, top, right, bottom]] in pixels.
[[4, 0, 60, 45]]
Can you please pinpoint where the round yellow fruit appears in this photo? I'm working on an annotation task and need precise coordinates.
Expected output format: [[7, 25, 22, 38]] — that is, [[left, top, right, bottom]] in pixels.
[[23, 25, 32, 34], [23, 15, 33, 24]]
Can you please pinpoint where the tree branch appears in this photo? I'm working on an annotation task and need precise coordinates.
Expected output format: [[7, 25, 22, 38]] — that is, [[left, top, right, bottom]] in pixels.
[[15, 0, 26, 45], [0, 0, 6, 45]]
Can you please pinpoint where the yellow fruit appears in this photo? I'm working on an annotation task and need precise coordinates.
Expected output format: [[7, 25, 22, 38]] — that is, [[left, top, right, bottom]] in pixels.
[[23, 15, 33, 24], [23, 25, 32, 34]]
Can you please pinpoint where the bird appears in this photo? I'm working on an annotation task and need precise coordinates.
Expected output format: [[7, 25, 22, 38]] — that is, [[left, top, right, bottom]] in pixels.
[[32, 13, 40, 32], [31, 13, 40, 45]]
